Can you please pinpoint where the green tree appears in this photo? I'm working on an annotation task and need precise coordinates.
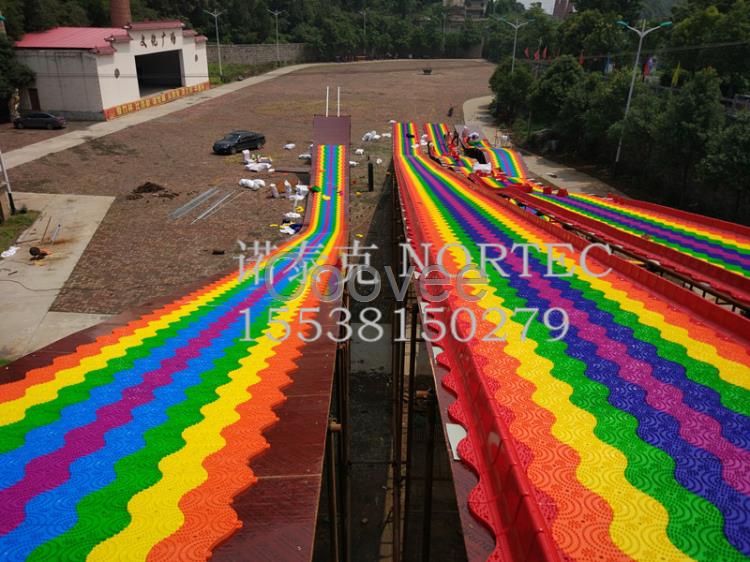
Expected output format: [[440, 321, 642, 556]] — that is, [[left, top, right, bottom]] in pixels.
[[654, 68, 725, 201], [22, 0, 61, 31], [528, 54, 584, 122], [490, 56, 533, 122], [484, 5, 558, 63], [0, 0, 25, 39], [557, 69, 630, 156], [557, 10, 628, 71], [610, 84, 665, 177], [0, 37, 34, 99], [572, 0, 643, 20], [664, 0, 750, 96], [697, 111, 750, 220]]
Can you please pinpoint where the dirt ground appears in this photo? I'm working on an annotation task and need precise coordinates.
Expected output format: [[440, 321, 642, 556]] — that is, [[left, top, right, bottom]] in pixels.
[[6, 59, 493, 315], [0, 121, 94, 152]]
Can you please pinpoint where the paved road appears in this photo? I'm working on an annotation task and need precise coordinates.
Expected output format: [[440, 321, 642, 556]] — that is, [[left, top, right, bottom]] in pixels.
[[462, 95, 623, 196]]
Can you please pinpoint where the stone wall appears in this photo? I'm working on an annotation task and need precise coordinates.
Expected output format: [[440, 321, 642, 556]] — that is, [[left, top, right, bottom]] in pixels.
[[206, 43, 313, 66]]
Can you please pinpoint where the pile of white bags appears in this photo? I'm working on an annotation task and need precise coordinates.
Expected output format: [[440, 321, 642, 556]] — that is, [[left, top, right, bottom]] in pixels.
[[355, 148, 365, 155], [245, 162, 272, 173], [362, 130, 381, 142], [239, 178, 266, 190], [284, 143, 296, 150]]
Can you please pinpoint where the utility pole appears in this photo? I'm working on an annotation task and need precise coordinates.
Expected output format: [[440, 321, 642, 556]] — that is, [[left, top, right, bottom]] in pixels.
[[441, 13, 446, 54], [614, 19, 672, 166], [490, 15, 533, 75], [204, 9, 225, 81], [268, 9, 283, 66], [0, 148, 15, 217], [360, 9, 367, 57]]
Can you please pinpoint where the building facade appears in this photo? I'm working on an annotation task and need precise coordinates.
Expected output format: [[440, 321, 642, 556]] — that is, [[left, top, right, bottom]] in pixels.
[[15, 22, 208, 121]]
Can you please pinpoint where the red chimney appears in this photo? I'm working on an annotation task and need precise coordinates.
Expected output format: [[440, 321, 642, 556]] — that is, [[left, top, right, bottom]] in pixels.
[[110, 0, 132, 27]]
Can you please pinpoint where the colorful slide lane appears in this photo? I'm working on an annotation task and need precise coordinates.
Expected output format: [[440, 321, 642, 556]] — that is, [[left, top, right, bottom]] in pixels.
[[512, 188, 750, 307], [424, 122, 476, 172], [451, 123, 527, 185], [532, 190, 750, 279], [451, 124, 748, 283], [440, 123, 750, 304], [476, 140, 528, 184], [393, 121, 750, 562], [0, 130, 348, 560]]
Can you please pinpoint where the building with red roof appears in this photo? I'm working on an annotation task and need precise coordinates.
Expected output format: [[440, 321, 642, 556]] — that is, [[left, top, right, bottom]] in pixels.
[[14, 15, 208, 121]]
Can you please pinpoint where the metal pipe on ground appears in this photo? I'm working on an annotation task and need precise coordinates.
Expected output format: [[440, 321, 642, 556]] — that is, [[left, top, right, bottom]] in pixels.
[[191, 190, 238, 224], [197, 190, 244, 221], [170, 187, 219, 220]]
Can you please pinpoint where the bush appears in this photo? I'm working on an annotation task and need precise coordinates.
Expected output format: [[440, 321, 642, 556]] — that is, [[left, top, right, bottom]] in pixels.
[[208, 62, 280, 85]]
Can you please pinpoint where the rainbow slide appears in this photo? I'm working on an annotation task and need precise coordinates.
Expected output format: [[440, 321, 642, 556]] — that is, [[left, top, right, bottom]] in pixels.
[[394, 122, 750, 562], [476, 139, 529, 184], [0, 129, 348, 560], [450, 123, 527, 185], [444, 122, 750, 297], [532, 190, 750, 278], [423, 122, 477, 172]]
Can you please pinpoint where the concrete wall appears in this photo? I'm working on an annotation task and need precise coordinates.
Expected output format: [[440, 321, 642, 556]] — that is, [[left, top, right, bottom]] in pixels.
[[16, 50, 104, 119], [96, 49, 140, 112], [99, 26, 208, 109], [16, 27, 208, 120], [181, 39, 209, 87], [207, 43, 313, 66]]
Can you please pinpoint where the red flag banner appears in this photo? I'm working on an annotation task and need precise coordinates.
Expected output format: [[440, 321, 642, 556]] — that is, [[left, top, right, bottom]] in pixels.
[[534, 49, 540, 60], [524, 47, 530, 58], [543, 47, 548, 59]]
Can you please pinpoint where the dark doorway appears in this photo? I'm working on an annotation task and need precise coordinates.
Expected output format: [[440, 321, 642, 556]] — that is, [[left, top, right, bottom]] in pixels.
[[134, 50, 182, 97], [0, 97, 9, 123], [28, 89, 41, 111]]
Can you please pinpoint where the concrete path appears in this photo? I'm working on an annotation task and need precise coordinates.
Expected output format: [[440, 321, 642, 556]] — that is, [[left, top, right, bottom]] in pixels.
[[463, 95, 623, 196], [3, 62, 323, 170], [0, 192, 114, 359]]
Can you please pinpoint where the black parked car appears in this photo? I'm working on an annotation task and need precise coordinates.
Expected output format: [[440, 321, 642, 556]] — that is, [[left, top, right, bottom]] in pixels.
[[13, 112, 67, 130], [212, 130, 265, 154]]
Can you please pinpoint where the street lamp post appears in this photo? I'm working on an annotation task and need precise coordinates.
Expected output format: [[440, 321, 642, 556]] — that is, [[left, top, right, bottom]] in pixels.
[[490, 15, 532, 75], [204, 9, 225, 80], [268, 9, 283, 66], [614, 19, 672, 166]]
